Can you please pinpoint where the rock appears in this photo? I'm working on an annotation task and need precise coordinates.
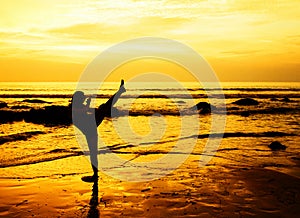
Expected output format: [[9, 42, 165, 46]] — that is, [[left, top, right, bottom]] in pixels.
[[141, 187, 151, 192], [241, 111, 250, 117], [22, 99, 50, 104], [0, 110, 25, 123], [0, 101, 8, 109], [270, 98, 278, 101], [268, 141, 287, 151], [233, 98, 259, 106], [24, 105, 72, 125], [44, 105, 72, 124], [191, 102, 217, 114], [291, 156, 300, 161], [49, 148, 68, 153], [1, 105, 73, 125], [282, 97, 291, 102]]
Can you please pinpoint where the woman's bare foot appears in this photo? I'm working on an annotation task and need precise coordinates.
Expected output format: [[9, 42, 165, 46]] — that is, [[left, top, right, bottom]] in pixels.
[[119, 79, 126, 93], [81, 174, 98, 183]]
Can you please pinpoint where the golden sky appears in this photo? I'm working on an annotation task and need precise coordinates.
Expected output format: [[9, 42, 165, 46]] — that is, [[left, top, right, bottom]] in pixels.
[[0, 0, 299, 82]]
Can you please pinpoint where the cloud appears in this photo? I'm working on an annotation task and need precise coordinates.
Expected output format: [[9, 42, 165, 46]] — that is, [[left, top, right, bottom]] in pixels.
[[0, 29, 99, 63], [220, 49, 263, 57], [1, 0, 299, 81], [285, 35, 300, 45], [46, 15, 191, 44], [47, 23, 119, 41]]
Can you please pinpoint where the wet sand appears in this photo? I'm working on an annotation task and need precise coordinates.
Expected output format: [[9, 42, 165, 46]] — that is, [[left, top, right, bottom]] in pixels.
[[1, 156, 299, 217]]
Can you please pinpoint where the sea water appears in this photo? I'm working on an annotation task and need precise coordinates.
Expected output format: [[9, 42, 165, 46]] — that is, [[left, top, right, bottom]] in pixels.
[[0, 82, 299, 181]]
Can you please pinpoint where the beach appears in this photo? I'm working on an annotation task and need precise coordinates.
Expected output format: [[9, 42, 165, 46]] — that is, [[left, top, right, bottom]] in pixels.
[[0, 82, 299, 217], [1, 156, 299, 217]]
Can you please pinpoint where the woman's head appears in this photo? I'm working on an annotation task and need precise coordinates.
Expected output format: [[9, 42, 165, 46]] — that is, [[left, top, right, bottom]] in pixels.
[[72, 91, 85, 106]]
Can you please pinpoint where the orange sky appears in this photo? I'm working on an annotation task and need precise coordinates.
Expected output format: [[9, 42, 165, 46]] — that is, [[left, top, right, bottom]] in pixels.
[[0, 0, 299, 82]]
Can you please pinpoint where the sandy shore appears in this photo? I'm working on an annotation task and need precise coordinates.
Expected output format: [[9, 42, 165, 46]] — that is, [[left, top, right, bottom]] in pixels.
[[0, 156, 299, 218]]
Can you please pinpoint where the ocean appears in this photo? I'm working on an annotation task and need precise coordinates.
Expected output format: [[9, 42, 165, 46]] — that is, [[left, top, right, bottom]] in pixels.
[[0, 82, 299, 181]]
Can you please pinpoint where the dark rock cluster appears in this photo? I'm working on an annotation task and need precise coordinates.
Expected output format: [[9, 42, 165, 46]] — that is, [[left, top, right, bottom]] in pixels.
[[233, 98, 259, 106], [191, 102, 217, 114]]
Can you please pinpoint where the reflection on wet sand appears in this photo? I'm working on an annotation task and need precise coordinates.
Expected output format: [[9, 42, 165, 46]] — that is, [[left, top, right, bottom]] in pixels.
[[88, 180, 99, 218]]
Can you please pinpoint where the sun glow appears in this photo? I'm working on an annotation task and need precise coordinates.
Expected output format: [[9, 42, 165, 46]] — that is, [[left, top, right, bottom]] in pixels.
[[0, 0, 299, 81]]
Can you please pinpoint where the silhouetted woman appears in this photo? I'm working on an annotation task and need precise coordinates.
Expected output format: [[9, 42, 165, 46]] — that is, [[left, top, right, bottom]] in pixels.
[[72, 80, 126, 181]]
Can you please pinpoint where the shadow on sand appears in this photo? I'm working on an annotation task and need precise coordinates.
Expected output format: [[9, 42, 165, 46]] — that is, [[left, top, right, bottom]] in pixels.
[[88, 180, 99, 218]]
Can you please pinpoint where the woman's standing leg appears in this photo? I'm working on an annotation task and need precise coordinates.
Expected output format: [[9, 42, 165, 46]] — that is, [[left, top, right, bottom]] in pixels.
[[86, 130, 98, 178]]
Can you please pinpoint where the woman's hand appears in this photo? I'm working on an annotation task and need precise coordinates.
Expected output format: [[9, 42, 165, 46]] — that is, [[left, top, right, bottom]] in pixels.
[[86, 97, 91, 107]]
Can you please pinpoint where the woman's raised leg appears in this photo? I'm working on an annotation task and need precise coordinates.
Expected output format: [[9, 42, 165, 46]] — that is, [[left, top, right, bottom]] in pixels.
[[96, 79, 126, 126]]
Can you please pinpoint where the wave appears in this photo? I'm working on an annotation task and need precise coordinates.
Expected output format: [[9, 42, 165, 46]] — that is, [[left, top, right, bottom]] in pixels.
[[197, 131, 298, 139], [0, 131, 45, 145], [188, 88, 300, 92], [227, 107, 300, 116], [0, 149, 83, 168], [0, 172, 86, 180], [0, 94, 72, 98], [0, 131, 297, 168], [136, 131, 297, 147], [1, 92, 300, 99], [0, 103, 299, 125]]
